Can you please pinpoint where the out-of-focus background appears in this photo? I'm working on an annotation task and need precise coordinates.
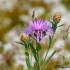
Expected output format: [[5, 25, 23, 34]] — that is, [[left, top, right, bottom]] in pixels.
[[0, 0, 70, 70]]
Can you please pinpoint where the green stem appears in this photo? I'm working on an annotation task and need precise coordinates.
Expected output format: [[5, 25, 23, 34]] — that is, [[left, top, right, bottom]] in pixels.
[[43, 47, 50, 64], [41, 36, 53, 70], [38, 53, 40, 70], [26, 54, 32, 70], [41, 51, 56, 70], [43, 38, 52, 65], [25, 48, 32, 70]]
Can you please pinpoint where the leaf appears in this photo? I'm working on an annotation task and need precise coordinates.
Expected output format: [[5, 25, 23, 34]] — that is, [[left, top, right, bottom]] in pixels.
[[15, 41, 24, 45], [48, 20, 55, 25], [16, 41, 28, 49], [43, 36, 53, 64], [48, 20, 58, 32], [48, 36, 52, 48], [58, 24, 64, 27], [30, 44, 39, 63], [41, 51, 56, 70], [36, 43, 41, 52], [26, 56, 32, 70]]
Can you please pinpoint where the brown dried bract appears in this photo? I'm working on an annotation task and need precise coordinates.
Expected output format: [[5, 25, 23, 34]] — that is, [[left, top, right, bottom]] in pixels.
[[21, 33, 28, 42], [53, 12, 61, 23]]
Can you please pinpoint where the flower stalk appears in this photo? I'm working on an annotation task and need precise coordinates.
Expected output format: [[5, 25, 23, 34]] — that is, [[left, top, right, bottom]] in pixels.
[[16, 12, 63, 70]]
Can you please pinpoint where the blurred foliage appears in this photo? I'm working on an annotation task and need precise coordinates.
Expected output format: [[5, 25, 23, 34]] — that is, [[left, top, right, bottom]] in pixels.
[[64, 39, 70, 52], [44, 60, 58, 70], [0, 8, 20, 42], [61, 0, 70, 10], [0, 46, 4, 53]]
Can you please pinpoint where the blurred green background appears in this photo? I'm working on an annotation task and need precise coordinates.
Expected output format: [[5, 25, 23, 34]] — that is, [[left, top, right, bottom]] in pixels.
[[0, 0, 70, 70]]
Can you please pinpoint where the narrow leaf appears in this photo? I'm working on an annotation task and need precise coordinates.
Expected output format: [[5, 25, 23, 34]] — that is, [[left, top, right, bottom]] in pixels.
[[58, 24, 64, 27], [41, 51, 56, 70], [30, 44, 39, 63], [48, 20, 55, 25], [16, 41, 24, 45], [16, 41, 28, 49], [26, 56, 32, 70], [48, 36, 52, 48]]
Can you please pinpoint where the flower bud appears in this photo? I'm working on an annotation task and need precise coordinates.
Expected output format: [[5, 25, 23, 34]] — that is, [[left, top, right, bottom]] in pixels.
[[53, 13, 61, 23], [21, 33, 28, 42]]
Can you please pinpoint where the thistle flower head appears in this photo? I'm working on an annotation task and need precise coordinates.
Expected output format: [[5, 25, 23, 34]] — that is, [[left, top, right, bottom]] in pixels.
[[23, 19, 53, 42]]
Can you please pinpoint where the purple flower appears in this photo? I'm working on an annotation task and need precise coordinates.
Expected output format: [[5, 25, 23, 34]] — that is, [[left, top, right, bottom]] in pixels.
[[24, 19, 53, 42]]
